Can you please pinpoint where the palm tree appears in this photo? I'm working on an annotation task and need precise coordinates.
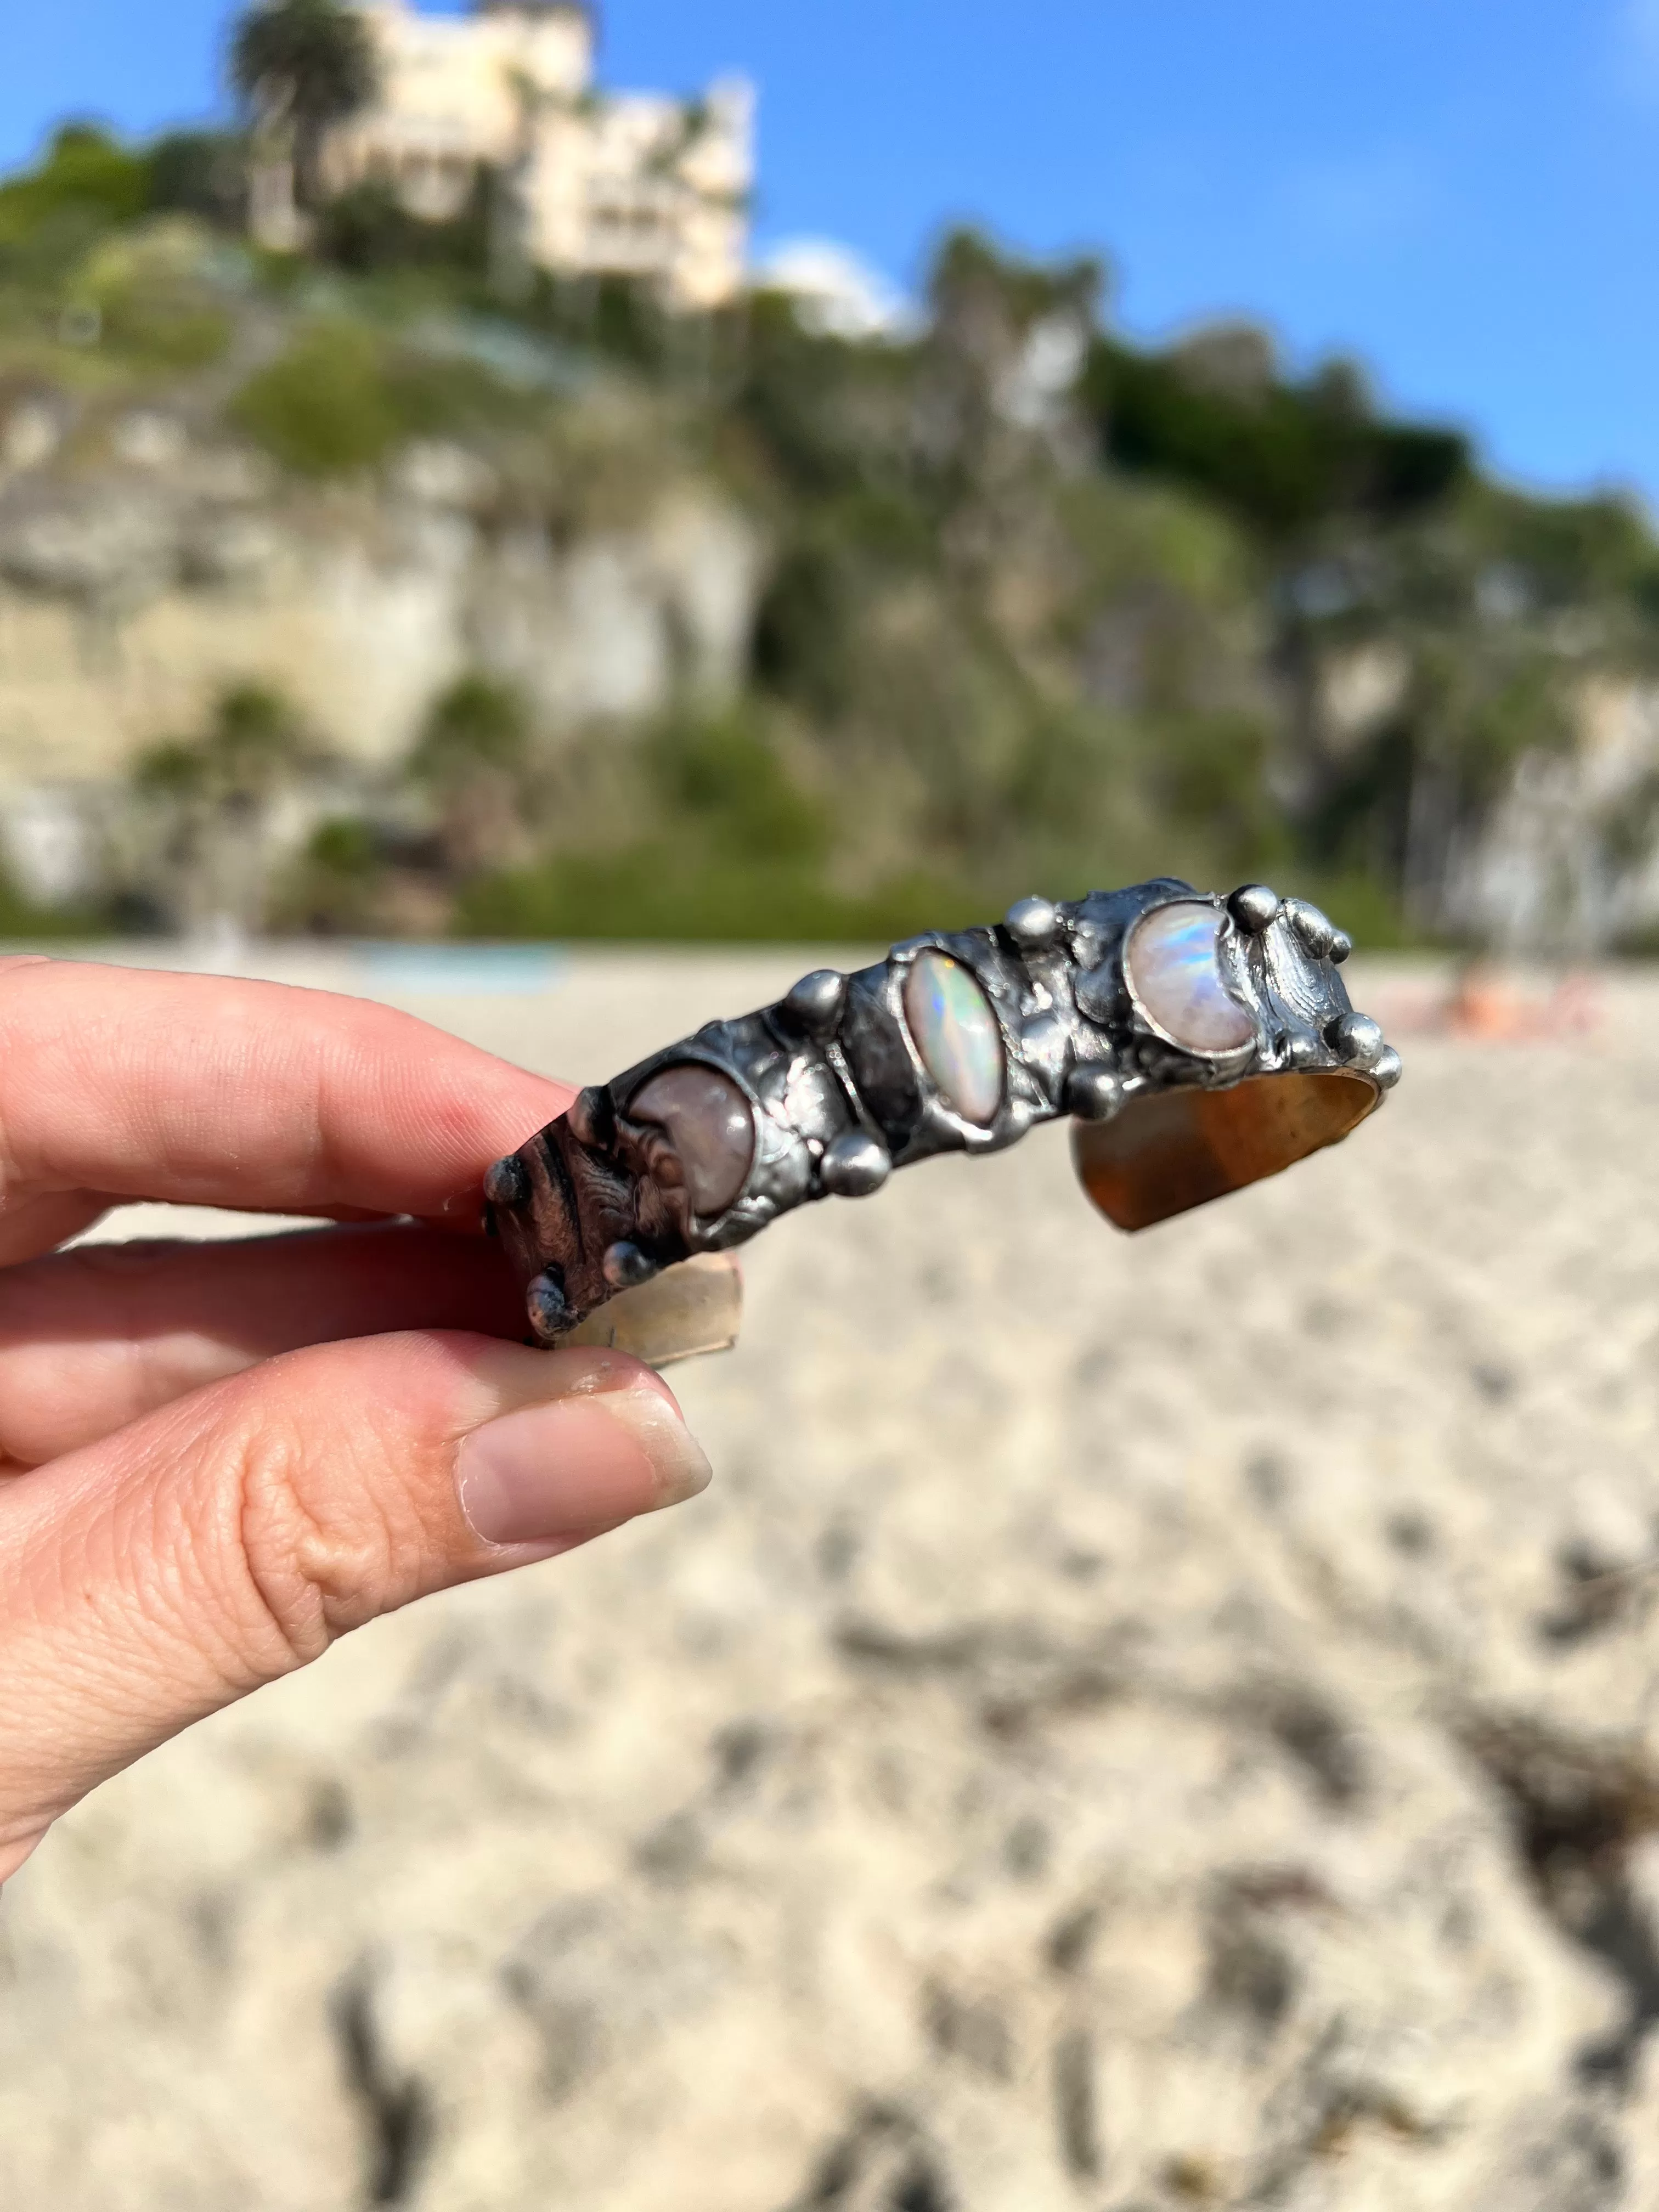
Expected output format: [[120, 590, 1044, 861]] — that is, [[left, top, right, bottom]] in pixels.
[[230, 0, 380, 212]]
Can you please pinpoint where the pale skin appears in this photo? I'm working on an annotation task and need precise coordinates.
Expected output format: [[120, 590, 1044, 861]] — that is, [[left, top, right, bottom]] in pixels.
[[0, 957, 713, 1885]]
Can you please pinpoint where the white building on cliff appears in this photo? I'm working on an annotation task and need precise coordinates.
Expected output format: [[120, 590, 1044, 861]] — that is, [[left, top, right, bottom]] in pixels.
[[259, 0, 753, 309]]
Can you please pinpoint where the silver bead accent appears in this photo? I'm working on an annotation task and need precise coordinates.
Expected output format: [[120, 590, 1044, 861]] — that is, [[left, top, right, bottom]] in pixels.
[[1064, 1062, 1124, 1121], [1285, 899, 1336, 958], [1326, 1011, 1386, 1069], [566, 1085, 613, 1148], [783, 968, 848, 1036], [526, 1269, 568, 1337], [1019, 1011, 1070, 1070], [1328, 929, 1353, 964], [483, 1154, 528, 1208], [820, 1129, 891, 1197], [602, 1239, 658, 1291], [1004, 895, 1061, 952], [1372, 1045, 1403, 1090], [1288, 1029, 1323, 1068], [1227, 884, 1282, 934]]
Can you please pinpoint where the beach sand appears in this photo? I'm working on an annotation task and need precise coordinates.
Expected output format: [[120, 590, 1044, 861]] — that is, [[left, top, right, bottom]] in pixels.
[[3, 946, 1657, 2210]]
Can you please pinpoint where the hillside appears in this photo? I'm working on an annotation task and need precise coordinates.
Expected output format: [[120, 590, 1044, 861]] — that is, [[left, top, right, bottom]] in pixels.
[[3, 121, 1659, 946]]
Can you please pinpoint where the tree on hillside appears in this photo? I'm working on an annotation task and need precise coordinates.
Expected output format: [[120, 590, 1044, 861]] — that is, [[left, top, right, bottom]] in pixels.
[[134, 682, 325, 933], [230, 0, 379, 211], [407, 674, 534, 877], [924, 227, 1105, 492]]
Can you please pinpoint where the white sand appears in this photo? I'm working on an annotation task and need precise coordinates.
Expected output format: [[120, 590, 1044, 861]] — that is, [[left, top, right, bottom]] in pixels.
[[3, 946, 1657, 2210]]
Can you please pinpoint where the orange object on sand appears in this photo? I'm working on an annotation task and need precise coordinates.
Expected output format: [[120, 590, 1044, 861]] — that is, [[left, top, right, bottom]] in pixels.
[[1440, 964, 1600, 1042]]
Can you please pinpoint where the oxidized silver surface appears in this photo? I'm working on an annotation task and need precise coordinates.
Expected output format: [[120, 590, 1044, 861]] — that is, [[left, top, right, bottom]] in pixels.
[[486, 879, 1402, 1342]]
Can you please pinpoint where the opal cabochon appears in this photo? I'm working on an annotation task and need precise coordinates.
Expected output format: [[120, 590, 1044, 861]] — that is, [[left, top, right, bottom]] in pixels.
[[1125, 901, 1256, 1056], [903, 951, 1006, 1125]]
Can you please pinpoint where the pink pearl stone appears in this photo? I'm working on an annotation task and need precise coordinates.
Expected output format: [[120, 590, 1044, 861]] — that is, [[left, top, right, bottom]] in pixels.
[[1126, 901, 1255, 1056], [629, 1063, 755, 1215]]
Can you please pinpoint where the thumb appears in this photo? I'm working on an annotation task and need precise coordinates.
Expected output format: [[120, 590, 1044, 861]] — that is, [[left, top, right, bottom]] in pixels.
[[0, 1331, 710, 1880]]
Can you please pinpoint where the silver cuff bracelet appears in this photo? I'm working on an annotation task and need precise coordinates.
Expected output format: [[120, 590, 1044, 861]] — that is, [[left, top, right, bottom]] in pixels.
[[484, 880, 1401, 1363]]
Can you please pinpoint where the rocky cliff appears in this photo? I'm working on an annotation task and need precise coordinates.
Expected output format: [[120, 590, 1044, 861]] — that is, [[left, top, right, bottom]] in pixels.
[[0, 404, 763, 909], [8, 154, 1659, 943]]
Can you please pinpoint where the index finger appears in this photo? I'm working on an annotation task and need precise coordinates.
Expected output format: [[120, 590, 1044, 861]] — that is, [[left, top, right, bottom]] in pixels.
[[0, 961, 572, 1234]]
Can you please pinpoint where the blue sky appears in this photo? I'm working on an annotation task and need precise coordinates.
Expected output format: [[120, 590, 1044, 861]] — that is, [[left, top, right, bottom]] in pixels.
[[5, 2, 1659, 504]]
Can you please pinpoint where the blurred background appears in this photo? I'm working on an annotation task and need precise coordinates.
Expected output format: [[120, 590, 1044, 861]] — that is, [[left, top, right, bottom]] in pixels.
[[5, 6, 1659, 2209], [5, 1, 1659, 952]]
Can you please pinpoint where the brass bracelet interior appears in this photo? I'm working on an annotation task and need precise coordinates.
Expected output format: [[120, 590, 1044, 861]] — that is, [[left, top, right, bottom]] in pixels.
[[484, 880, 1401, 1367]]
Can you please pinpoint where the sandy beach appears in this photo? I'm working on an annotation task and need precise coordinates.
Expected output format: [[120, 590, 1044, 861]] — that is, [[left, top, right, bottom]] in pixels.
[[2, 944, 1657, 2211]]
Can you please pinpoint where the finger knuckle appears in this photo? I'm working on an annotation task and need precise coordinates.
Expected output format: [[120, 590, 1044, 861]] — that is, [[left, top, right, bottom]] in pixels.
[[230, 1409, 430, 1673]]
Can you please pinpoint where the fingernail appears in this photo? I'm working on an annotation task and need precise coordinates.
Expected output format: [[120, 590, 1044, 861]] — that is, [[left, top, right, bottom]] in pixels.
[[456, 1385, 712, 1550]]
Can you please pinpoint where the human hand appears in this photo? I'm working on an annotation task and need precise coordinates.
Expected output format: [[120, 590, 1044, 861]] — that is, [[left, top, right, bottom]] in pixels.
[[0, 960, 711, 1883]]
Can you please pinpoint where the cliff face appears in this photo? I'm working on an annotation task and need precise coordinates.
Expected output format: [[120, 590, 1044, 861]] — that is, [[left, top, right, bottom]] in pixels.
[[1446, 679, 1659, 955], [5, 172, 1659, 943], [3, 947, 1658, 2209], [0, 422, 764, 907], [1310, 648, 1659, 956]]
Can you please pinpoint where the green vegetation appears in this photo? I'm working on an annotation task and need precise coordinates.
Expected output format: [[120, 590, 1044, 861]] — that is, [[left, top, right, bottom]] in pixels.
[[408, 674, 535, 879], [232, 321, 395, 472], [230, 0, 379, 210], [272, 815, 387, 934], [132, 684, 327, 932], [232, 319, 538, 473], [0, 865, 101, 940], [0, 123, 153, 248], [1087, 338, 1470, 539], [136, 679, 320, 804], [4, 69, 1659, 944]]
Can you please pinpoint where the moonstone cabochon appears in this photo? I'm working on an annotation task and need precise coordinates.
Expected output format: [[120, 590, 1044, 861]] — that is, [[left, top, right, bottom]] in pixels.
[[1126, 901, 1256, 1056], [902, 951, 1005, 1126], [629, 1063, 756, 1216]]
